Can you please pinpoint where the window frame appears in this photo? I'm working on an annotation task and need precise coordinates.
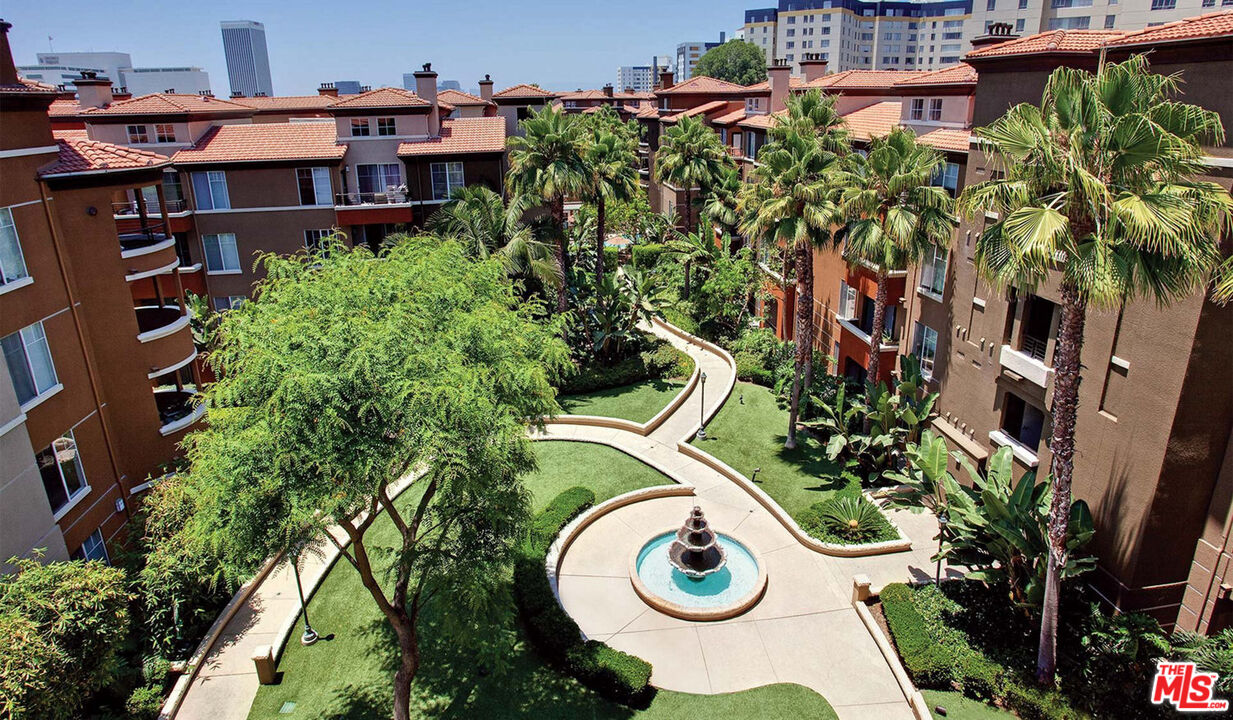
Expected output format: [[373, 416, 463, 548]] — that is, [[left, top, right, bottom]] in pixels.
[[297, 167, 333, 206], [355, 163, 401, 196], [912, 322, 939, 379], [73, 528, 109, 564], [202, 233, 241, 274], [127, 124, 150, 143], [304, 229, 333, 252], [376, 117, 397, 136], [191, 171, 230, 210], [154, 123, 176, 143], [213, 295, 246, 312], [37, 430, 88, 515], [0, 206, 30, 287], [909, 98, 925, 121], [928, 98, 943, 122], [350, 118, 371, 137], [919, 246, 949, 295], [2, 321, 59, 406], [429, 162, 465, 201]]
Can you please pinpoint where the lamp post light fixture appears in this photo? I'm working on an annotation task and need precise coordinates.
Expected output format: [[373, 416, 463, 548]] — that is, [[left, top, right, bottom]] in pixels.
[[935, 512, 949, 586], [696, 371, 708, 439], [293, 547, 319, 646]]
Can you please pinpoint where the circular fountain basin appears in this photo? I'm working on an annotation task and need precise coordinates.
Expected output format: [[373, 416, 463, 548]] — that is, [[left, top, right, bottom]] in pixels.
[[630, 529, 768, 621]]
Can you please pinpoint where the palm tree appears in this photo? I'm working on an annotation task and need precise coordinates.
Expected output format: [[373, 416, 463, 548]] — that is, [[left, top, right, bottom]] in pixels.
[[958, 55, 1231, 683], [664, 226, 720, 299], [656, 115, 732, 240], [701, 165, 744, 245], [584, 129, 639, 284], [507, 107, 588, 312], [742, 100, 845, 448], [428, 186, 560, 292], [839, 126, 956, 389]]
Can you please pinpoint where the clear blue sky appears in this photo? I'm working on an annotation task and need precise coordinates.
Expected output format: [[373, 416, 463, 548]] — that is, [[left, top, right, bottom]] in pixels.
[[6, 0, 753, 95]]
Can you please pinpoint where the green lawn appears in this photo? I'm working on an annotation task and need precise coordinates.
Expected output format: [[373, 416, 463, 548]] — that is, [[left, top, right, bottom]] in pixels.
[[558, 379, 685, 424], [921, 690, 1018, 719], [691, 381, 857, 519], [248, 439, 837, 719]]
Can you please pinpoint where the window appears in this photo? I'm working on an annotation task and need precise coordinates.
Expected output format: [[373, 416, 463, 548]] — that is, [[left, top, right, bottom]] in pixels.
[[173, 233, 193, 266], [928, 98, 943, 122], [1202, 0, 1214, 6], [1104, 14, 1116, 28], [1150, 0, 1176, 8], [838, 282, 857, 319], [932, 162, 959, 195], [154, 124, 176, 143], [297, 167, 332, 206], [190, 171, 230, 210], [919, 246, 948, 295], [356, 163, 401, 195], [1018, 0, 1028, 7], [1001, 393, 1045, 451], [2, 322, 58, 405], [986, 0, 996, 9], [1048, 16, 1091, 29], [304, 229, 333, 252], [909, 98, 925, 121], [202, 233, 241, 273], [0, 207, 29, 287], [213, 295, 246, 311], [37, 431, 86, 514], [1016, 18, 1026, 32], [377, 117, 396, 136], [162, 170, 184, 207], [127, 125, 149, 143], [912, 323, 939, 379], [73, 528, 109, 564], [350, 118, 371, 136], [430, 162, 465, 201]]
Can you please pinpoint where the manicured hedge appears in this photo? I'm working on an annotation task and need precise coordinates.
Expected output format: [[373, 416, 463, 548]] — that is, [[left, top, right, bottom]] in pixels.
[[513, 487, 654, 707], [879, 583, 954, 688], [560, 337, 692, 395], [631, 243, 669, 269]]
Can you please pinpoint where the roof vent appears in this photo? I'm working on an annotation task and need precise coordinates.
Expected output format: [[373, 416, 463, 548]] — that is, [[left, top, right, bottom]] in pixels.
[[230, 91, 244, 98]]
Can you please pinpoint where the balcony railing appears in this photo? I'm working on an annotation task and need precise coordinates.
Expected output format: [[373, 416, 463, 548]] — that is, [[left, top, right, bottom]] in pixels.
[[117, 222, 171, 253], [335, 191, 409, 206], [154, 388, 205, 436], [1020, 335, 1048, 362], [135, 305, 189, 341], [113, 199, 187, 216]]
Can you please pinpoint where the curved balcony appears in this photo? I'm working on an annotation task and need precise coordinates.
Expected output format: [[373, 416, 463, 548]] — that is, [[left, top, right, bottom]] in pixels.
[[121, 225, 180, 281], [154, 389, 205, 436], [136, 306, 195, 375], [135, 305, 190, 341]]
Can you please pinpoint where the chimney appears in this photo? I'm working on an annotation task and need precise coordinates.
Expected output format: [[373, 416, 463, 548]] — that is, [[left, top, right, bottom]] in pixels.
[[659, 68, 674, 90], [317, 82, 338, 97], [73, 70, 114, 109], [602, 84, 613, 98], [767, 60, 790, 113], [478, 73, 493, 102], [0, 19, 17, 86], [971, 22, 1019, 52], [113, 87, 131, 101], [414, 62, 440, 136], [231, 90, 245, 98], [800, 53, 829, 83]]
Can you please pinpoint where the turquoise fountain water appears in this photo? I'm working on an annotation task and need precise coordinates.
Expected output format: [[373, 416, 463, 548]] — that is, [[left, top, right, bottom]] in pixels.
[[634, 531, 760, 609]]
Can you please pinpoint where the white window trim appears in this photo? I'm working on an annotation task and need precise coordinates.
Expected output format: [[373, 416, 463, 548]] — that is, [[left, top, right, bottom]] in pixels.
[[51, 484, 92, 522], [202, 233, 242, 274], [988, 429, 1040, 468], [0, 206, 31, 288], [0, 275, 34, 296], [19, 382, 64, 412]]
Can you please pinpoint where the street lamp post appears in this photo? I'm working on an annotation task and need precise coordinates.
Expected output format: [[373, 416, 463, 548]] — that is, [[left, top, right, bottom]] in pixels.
[[293, 547, 319, 646], [696, 371, 708, 440], [935, 512, 949, 586]]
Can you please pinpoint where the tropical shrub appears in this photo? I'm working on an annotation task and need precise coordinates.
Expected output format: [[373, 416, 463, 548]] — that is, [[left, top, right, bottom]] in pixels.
[[631, 242, 669, 269], [559, 336, 692, 395], [816, 496, 889, 542], [0, 557, 132, 720]]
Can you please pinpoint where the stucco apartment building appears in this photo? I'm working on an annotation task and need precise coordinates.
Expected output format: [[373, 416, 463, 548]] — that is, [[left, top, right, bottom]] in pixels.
[[741, 0, 1227, 75]]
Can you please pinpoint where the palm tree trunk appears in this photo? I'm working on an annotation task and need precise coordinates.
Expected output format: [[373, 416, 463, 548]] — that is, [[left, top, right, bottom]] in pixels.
[[552, 196, 568, 313], [867, 268, 889, 387], [787, 239, 814, 449], [596, 195, 606, 285], [1036, 280, 1087, 684]]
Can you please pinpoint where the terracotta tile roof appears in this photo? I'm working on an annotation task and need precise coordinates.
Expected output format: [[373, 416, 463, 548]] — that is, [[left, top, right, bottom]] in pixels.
[[738, 110, 787, 130], [492, 83, 558, 99], [841, 101, 903, 142], [39, 137, 170, 177], [558, 89, 612, 101], [1104, 10, 1233, 47], [328, 87, 430, 109], [894, 63, 978, 87], [437, 88, 493, 106], [230, 95, 337, 112], [712, 108, 747, 126], [965, 29, 1123, 58], [80, 93, 255, 116], [172, 123, 345, 165], [614, 91, 655, 101], [397, 117, 505, 157], [808, 70, 929, 90], [656, 75, 749, 96], [917, 127, 971, 153], [745, 76, 808, 92], [663, 100, 731, 124], [634, 104, 661, 119], [3, 77, 59, 95], [48, 98, 82, 116], [52, 129, 88, 140]]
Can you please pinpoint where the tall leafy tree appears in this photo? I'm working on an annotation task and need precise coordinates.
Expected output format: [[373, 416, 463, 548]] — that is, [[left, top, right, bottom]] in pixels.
[[507, 106, 588, 312], [958, 55, 1231, 683], [701, 165, 744, 242], [665, 224, 721, 299], [583, 129, 639, 284], [840, 126, 955, 388], [742, 90, 846, 447], [655, 115, 733, 297], [172, 238, 568, 720], [693, 40, 769, 86]]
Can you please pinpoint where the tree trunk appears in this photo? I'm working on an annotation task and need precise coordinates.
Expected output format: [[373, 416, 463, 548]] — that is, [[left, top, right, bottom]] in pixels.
[[596, 195, 606, 285], [1036, 280, 1087, 685], [392, 618, 419, 720], [552, 196, 568, 313], [787, 239, 814, 448], [683, 259, 692, 300], [866, 268, 889, 388], [681, 188, 693, 300]]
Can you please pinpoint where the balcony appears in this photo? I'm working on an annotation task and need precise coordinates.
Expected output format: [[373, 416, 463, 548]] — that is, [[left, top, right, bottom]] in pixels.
[[154, 389, 204, 436], [838, 317, 900, 353], [998, 343, 1053, 389], [135, 305, 191, 343], [118, 221, 171, 253], [334, 190, 409, 207], [113, 199, 188, 217]]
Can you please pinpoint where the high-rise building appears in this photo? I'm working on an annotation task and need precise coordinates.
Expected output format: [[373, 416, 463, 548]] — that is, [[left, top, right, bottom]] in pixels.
[[220, 20, 273, 97], [740, 0, 1217, 74], [333, 80, 363, 95], [675, 33, 726, 81], [616, 65, 654, 93], [119, 67, 211, 96], [19, 51, 210, 96], [33, 51, 130, 85]]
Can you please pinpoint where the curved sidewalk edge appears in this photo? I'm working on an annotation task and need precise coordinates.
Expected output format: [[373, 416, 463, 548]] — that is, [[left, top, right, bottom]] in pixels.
[[852, 576, 934, 720]]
